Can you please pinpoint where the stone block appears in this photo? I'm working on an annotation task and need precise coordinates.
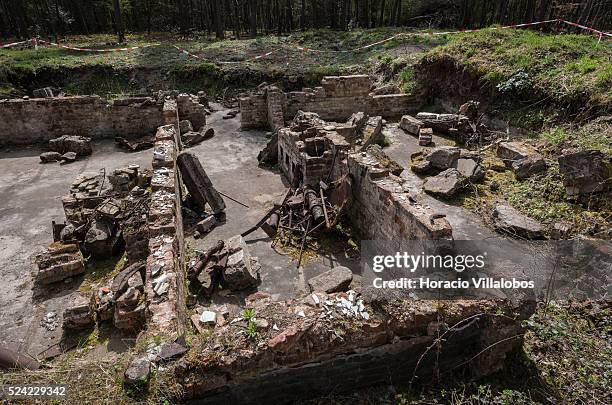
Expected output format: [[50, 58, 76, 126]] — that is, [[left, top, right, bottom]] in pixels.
[[399, 115, 424, 136], [425, 146, 460, 170], [308, 266, 353, 293]]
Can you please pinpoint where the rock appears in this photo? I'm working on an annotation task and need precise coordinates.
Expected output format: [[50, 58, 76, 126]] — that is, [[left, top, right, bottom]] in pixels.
[[512, 154, 547, 179], [255, 318, 269, 330], [49, 135, 92, 156], [62, 294, 93, 330], [40, 151, 61, 163], [199, 310, 217, 325], [423, 168, 466, 197], [558, 150, 611, 196], [410, 152, 433, 174], [179, 119, 193, 134], [60, 152, 77, 163], [361, 116, 384, 150], [346, 112, 368, 132], [496, 142, 537, 165], [196, 216, 217, 235], [308, 266, 353, 293], [425, 146, 460, 170], [370, 84, 401, 96], [492, 203, 544, 239], [455, 158, 485, 182], [84, 218, 121, 258], [257, 131, 278, 164], [183, 127, 215, 147], [124, 357, 151, 387], [156, 342, 188, 362], [59, 224, 76, 242], [399, 115, 424, 136], [366, 145, 403, 176], [224, 248, 259, 290], [416, 113, 471, 137]]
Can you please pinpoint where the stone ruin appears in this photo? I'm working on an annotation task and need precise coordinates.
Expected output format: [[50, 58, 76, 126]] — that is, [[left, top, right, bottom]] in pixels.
[[2, 76, 580, 402], [240, 75, 422, 131]]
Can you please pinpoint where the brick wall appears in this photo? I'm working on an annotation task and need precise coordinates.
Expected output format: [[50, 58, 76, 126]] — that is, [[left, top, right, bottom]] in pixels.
[[239, 94, 267, 129], [277, 127, 350, 187], [0, 96, 163, 146], [145, 119, 186, 338], [347, 151, 453, 240], [240, 75, 424, 130], [0, 94, 207, 147]]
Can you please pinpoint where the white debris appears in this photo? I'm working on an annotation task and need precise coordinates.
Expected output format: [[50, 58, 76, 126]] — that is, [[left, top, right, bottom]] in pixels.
[[297, 311, 305, 317], [272, 323, 279, 331], [311, 294, 320, 305], [199, 310, 217, 325]]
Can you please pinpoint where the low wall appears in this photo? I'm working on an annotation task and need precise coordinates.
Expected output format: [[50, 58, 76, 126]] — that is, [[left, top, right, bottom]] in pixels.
[[181, 298, 534, 403], [144, 102, 186, 338], [346, 151, 453, 240], [240, 75, 423, 130], [0, 94, 207, 147]]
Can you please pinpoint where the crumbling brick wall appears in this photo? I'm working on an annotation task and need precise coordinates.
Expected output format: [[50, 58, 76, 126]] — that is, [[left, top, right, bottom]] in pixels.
[[240, 75, 423, 130], [177, 94, 207, 131], [0, 96, 164, 146], [346, 151, 453, 240], [0, 94, 207, 146], [145, 120, 186, 338], [277, 127, 350, 187]]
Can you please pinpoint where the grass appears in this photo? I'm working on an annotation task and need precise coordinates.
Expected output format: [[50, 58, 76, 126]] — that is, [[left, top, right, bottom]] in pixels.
[[0, 29, 438, 98], [459, 154, 611, 236], [422, 28, 612, 124]]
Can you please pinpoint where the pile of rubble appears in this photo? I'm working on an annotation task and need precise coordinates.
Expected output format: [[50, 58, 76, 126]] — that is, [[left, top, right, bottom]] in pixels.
[[179, 119, 215, 148], [40, 135, 92, 164], [35, 164, 152, 286], [188, 235, 261, 297]]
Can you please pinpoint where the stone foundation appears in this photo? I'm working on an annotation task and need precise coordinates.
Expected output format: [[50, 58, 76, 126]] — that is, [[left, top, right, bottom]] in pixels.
[[0, 94, 207, 146], [240, 75, 423, 130]]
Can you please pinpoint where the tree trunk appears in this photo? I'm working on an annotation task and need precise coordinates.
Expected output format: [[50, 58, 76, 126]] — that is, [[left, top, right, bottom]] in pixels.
[[213, 0, 224, 38], [249, 0, 258, 36], [330, 0, 338, 29], [113, 0, 125, 42], [341, 0, 348, 30]]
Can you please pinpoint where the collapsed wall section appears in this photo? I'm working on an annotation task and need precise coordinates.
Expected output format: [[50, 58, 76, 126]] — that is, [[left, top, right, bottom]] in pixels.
[[240, 75, 422, 130], [181, 298, 534, 403]]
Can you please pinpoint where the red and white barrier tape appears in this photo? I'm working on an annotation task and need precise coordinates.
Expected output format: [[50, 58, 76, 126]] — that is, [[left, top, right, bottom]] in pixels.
[[0, 39, 33, 48], [37, 39, 159, 52], [174, 45, 278, 63], [559, 19, 612, 38]]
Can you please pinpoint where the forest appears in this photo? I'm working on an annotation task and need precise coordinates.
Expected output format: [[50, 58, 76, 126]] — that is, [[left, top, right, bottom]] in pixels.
[[1, 0, 611, 40]]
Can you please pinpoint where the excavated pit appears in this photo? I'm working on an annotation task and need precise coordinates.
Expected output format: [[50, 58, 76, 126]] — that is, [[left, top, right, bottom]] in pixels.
[[0, 75, 543, 402]]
